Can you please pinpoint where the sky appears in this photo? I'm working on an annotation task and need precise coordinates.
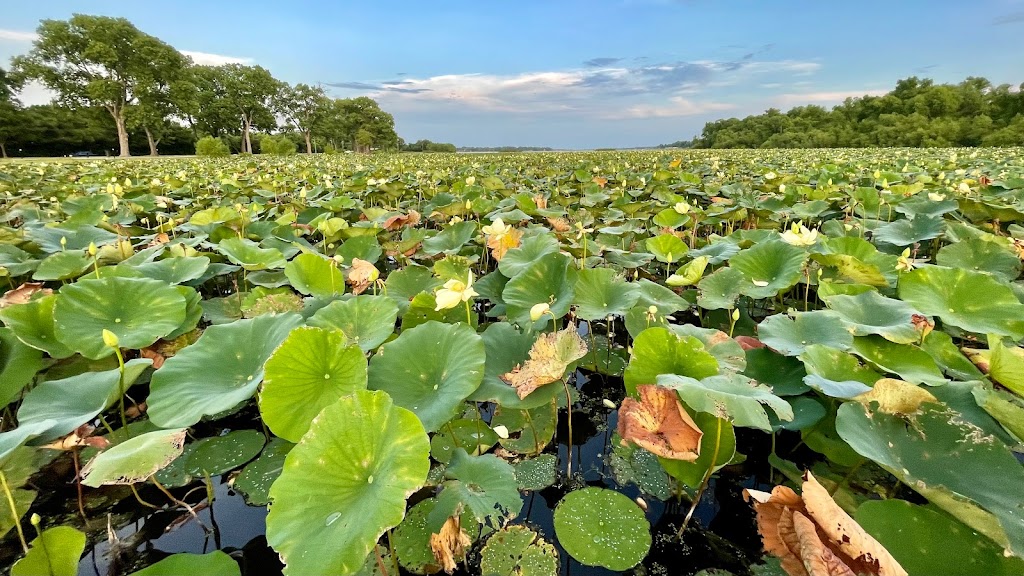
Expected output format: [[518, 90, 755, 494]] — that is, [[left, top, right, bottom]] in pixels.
[[2, 0, 1023, 149]]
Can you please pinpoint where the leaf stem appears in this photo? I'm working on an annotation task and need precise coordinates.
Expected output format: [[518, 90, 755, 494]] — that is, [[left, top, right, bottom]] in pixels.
[[677, 416, 723, 539], [0, 470, 28, 553]]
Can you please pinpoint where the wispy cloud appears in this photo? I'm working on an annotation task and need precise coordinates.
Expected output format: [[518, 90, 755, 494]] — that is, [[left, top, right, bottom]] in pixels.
[[993, 11, 1024, 25], [771, 89, 888, 108], [583, 57, 622, 68], [607, 97, 735, 119], [0, 29, 38, 43], [180, 50, 252, 66]]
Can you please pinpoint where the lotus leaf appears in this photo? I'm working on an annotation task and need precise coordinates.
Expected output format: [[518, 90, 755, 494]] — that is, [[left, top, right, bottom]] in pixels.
[[553, 487, 651, 570]]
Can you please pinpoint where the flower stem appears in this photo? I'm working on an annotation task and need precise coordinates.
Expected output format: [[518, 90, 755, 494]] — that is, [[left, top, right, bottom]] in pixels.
[[0, 470, 28, 553]]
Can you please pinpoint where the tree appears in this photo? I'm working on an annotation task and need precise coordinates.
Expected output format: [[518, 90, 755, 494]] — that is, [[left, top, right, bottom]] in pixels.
[[11, 14, 188, 157], [279, 83, 329, 153], [218, 64, 283, 154], [321, 96, 399, 151], [0, 67, 22, 158]]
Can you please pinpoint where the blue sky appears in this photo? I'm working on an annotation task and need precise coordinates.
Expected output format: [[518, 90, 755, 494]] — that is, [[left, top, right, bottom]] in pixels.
[[2, 0, 1023, 148]]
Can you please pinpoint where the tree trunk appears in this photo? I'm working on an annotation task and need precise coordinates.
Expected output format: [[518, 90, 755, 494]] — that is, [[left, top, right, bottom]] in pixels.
[[112, 107, 131, 157], [304, 131, 313, 154], [242, 116, 252, 154], [145, 127, 159, 156], [0, 142, 6, 158]]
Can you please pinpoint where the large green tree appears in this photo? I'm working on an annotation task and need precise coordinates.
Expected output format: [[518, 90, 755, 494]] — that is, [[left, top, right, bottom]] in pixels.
[[321, 96, 399, 152], [278, 83, 330, 153], [11, 14, 188, 157], [0, 67, 21, 158], [219, 64, 284, 154]]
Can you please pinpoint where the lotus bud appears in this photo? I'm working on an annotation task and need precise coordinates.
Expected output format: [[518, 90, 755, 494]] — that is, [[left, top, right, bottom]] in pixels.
[[465, 176, 476, 186], [635, 497, 648, 512], [602, 399, 617, 409], [493, 425, 510, 439], [647, 306, 658, 315], [102, 329, 119, 349], [530, 302, 551, 322], [30, 513, 41, 526], [88, 242, 97, 256], [731, 309, 740, 322], [124, 178, 131, 187], [60, 236, 67, 249]]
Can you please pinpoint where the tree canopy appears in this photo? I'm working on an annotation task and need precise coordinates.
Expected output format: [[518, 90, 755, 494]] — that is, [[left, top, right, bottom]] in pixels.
[[691, 77, 1024, 148]]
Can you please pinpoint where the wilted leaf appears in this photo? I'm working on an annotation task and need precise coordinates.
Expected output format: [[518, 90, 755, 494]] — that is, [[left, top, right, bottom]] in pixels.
[[0, 283, 50, 309], [501, 327, 587, 399], [618, 384, 702, 461], [429, 515, 472, 574], [347, 258, 379, 295], [854, 379, 937, 416]]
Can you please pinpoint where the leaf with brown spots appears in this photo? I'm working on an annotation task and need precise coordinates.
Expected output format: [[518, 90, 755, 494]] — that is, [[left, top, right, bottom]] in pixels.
[[745, 472, 907, 576], [618, 384, 703, 461], [41, 425, 109, 451], [486, 228, 523, 262], [501, 327, 587, 399], [429, 515, 472, 574], [147, 232, 171, 246], [0, 282, 51, 309], [347, 258, 379, 295]]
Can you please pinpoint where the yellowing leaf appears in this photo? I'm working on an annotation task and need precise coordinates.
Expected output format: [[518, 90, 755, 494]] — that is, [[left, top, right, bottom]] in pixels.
[[854, 378, 937, 416], [501, 327, 587, 399], [618, 384, 703, 461]]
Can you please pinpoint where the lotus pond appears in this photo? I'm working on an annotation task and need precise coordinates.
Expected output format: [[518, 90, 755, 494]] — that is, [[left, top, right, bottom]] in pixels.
[[1, 148, 1024, 576]]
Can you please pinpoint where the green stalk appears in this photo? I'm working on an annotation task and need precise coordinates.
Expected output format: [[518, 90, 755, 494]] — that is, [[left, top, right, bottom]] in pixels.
[[677, 416, 723, 539], [0, 470, 28, 553]]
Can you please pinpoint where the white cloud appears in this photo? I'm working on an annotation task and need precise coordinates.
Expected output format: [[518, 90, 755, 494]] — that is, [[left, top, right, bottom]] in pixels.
[[771, 89, 888, 108], [0, 29, 38, 43], [180, 50, 253, 66], [607, 97, 735, 119]]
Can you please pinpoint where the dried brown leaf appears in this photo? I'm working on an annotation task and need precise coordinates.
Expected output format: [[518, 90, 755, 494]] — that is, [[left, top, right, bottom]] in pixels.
[[41, 425, 109, 451], [429, 515, 471, 574], [501, 327, 587, 399], [547, 217, 571, 233], [347, 258, 379, 295], [618, 384, 702, 461], [383, 210, 421, 230], [0, 282, 51, 309]]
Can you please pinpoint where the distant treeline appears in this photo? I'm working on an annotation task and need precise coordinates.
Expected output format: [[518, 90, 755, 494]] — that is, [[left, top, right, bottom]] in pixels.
[[457, 146, 555, 152], [685, 77, 1024, 148]]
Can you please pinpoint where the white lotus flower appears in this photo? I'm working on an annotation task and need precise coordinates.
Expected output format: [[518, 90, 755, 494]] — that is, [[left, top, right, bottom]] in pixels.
[[764, 171, 777, 180], [780, 222, 818, 247], [957, 182, 970, 193], [530, 302, 551, 322], [482, 218, 512, 238], [493, 425, 510, 439], [673, 201, 691, 214], [927, 192, 946, 202], [435, 273, 478, 311], [465, 176, 476, 186]]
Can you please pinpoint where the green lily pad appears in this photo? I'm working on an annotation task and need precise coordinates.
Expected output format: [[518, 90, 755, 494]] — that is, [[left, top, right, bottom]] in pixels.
[[266, 390, 430, 576], [645, 234, 688, 263], [217, 238, 286, 270], [284, 253, 345, 297], [492, 402, 558, 456], [609, 438, 672, 500], [672, 324, 747, 373], [17, 358, 151, 442], [431, 419, 498, 464], [757, 310, 852, 356], [422, 220, 476, 255], [307, 295, 399, 352], [11, 526, 86, 576], [128, 552, 240, 576], [868, 500, 1024, 575], [429, 449, 522, 530], [336, 235, 382, 264], [0, 295, 75, 358], [573, 268, 640, 320], [480, 525, 558, 576], [132, 256, 211, 284], [823, 290, 927, 344], [147, 314, 303, 428], [154, 430, 266, 488], [234, 438, 293, 506], [658, 373, 793, 432], [513, 454, 558, 491], [81, 428, 187, 487], [987, 334, 1024, 397], [850, 336, 947, 385], [697, 267, 745, 310], [32, 251, 91, 281], [368, 321, 484, 432], [624, 327, 719, 397], [54, 277, 186, 359], [0, 328, 45, 405], [498, 233, 560, 277], [553, 487, 651, 571], [898, 266, 1024, 339], [937, 238, 1022, 283], [729, 239, 807, 298], [873, 214, 945, 246], [742, 348, 808, 396], [502, 252, 577, 327], [837, 401, 1024, 556], [799, 344, 881, 393], [260, 326, 368, 442]]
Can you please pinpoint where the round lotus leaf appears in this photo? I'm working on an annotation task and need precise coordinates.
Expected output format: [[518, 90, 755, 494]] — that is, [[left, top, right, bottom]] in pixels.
[[17, 358, 151, 442], [645, 234, 688, 263], [11, 526, 86, 576], [284, 252, 345, 298], [937, 238, 1022, 283], [32, 251, 91, 281], [502, 252, 577, 327], [81, 428, 187, 487], [553, 487, 651, 570], [492, 402, 557, 456], [480, 525, 558, 576], [53, 277, 187, 359], [498, 233, 560, 277], [307, 295, 399, 352], [469, 322, 563, 410], [217, 238, 286, 270], [822, 290, 926, 344], [671, 324, 747, 373], [624, 327, 718, 397], [430, 449, 522, 530], [872, 214, 945, 246], [266, 390, 430, 576], [132, 256, 211, 284], [573, 268, 640, 321], [147, 314, 303, 428], [260, 326, 368, 442], [729, 239, 807, 299], [154, 429, 266, 488], [696, 267, 745, 310], [658, 373, 793, 432], [234, 438, 293, 506], [855, 499, 1024, 576], [0, 295, 75, 358], [129, 552, 240, 576], [609, 438, 672, 500], [0, 328, 45, 405], [850, 336, 946, 386], [742, 348, 808, 396], [757, 310, 852, 357], [336, 235, 383, 264], [368, 321, 484, 432], [513, 454, 558, 491], [422, 220, 476, 255], [430, 419, 498, 464], [898, 266, 1024, 340]]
